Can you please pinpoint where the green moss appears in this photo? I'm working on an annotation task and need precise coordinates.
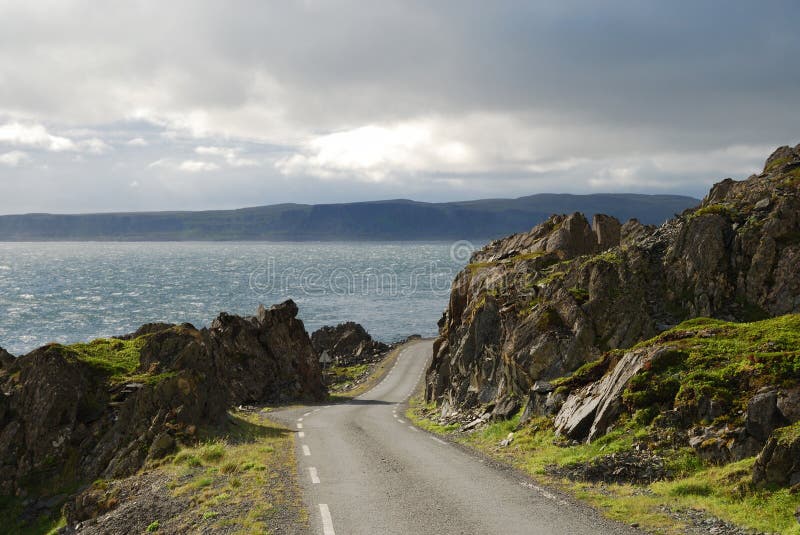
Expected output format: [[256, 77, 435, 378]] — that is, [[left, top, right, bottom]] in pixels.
[[580, 251, 622, 268], [146, 520, 160, 532], [774, 421, 800, 445], [55, 337, 147, 381], [535, 307, 564, 331], [690, 203, 737, 220], [765, 156, 791, 173], [568, 286, 589, 303]]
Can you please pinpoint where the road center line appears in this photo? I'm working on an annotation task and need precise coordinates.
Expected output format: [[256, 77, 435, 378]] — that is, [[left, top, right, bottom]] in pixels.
[[309, 466, 320, 484], [304, 411, 312, 416], [298, 431, 305, 438], [297, 423, 303, 429], [298, 418, 304, 422], [319, 504, 336, 535], [302, 445, 311, 456]]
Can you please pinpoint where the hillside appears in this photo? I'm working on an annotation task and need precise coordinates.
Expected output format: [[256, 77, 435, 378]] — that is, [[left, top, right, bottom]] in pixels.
[[420, 144, 800, 532], [0, 194, 698, 241]]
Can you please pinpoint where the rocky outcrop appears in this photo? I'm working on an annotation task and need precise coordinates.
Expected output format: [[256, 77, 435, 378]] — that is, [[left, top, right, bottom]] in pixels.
[[427, 144, 800, 425], [554, 346, 679, 442], [0, 300, 325, 497], [752, 422, 800, 487], [311, 322, 389, 366]]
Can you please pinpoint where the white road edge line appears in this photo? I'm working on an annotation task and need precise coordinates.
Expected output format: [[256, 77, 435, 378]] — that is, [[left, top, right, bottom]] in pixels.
[[302, 445, 311, 456], [309, 466, 320, 484], [319, 504, 336, 535], [397, 419, 405, 424], [408, 426, 417, 432], [431, 436, 447, 445]]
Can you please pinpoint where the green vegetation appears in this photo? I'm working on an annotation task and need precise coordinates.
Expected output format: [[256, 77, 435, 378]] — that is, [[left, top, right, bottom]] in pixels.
[[627, 315, 800, 420], [159, 412, 304, 532], [146, 520, 160, 532], [568, 286, 589, 303], [55, 337, 146, 379], [408, 405, 800, 534], [689, 203, 737, 220], [766, 156, 792, 173], [325, 364, 370, 391], [580, 250, 622, 269], [409, 314, 800, 533]]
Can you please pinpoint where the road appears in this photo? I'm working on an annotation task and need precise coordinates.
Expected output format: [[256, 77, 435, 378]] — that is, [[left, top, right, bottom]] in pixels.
[[272, 340, 640, 535]]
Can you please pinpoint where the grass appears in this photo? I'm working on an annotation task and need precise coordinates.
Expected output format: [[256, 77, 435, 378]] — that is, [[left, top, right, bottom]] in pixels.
[[53, 337, 147, 380], [409, 314, 800, 534], [689, 203, 737, 220], [408, 405, 800, 534], [158, 411, 304, 533], [328, 343, 407, 401]]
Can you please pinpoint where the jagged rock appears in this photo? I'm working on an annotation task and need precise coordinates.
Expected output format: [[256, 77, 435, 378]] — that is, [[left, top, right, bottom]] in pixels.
[[554, 346, 676, 442], [753, 422, 800, 487], [0, 346, 14, 369], [746, 389, 785, 442], [0, 300, 326, 497], [689, 426, 762, 464], [427, 144, 800, 432], [777, 387, 800, 423], [311, 322, 389, 366]]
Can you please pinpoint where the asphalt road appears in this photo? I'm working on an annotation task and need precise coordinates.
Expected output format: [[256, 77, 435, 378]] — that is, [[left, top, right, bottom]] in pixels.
[[272, 340, 641, 535]]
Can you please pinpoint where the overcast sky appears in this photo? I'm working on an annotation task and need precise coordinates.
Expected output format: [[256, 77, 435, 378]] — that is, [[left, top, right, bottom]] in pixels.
[[0, 0, 798, 214]]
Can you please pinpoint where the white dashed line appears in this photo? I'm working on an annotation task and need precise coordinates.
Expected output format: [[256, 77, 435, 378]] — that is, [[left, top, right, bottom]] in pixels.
[[397, 419, 405, 424], [408, 426, 417, 432], [298, 431, 305, 438], [320, 504, 336, 535], [430, 436, 447, 445], [297, 423, 303, 430], [309, 466, 320, 484], [304, 411, 312, 417], [298, 418, 304, 422], [302, 445, 311, 456]]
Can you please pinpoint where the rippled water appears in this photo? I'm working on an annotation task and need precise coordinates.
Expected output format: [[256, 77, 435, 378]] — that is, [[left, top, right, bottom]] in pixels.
[[0, 242, 474, 355]]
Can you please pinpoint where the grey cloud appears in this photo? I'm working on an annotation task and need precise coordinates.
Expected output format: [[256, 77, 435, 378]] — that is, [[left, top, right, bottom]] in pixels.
[[0, 0, 797, 213]]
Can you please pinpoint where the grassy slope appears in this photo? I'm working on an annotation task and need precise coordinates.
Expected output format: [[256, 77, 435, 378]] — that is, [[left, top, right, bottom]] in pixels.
[[409, 315, 800, 534]]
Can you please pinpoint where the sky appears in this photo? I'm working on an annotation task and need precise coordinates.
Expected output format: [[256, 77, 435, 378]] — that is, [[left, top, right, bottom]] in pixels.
[[0, 0, 798, 214]]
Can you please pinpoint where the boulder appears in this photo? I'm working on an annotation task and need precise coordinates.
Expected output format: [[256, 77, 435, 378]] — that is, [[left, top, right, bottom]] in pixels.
[[311, 322, 388, 366], [554, 347, 675, 442], [753, 422, 800, 487], [777, 387, 800, 423], [0, 300, 326, 496], [746, 389, 784, 442]]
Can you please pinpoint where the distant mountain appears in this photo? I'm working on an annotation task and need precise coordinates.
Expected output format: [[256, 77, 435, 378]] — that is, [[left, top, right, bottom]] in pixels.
[[0, 193, 700, 241]]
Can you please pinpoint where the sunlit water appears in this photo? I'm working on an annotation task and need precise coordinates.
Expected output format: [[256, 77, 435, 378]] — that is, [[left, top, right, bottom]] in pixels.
[[0, 241, 476, 355]]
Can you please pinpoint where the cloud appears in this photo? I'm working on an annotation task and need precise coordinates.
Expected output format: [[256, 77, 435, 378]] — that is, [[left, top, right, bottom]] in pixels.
[[276, 119, 476, 182], [178, 160, 219, 173], [0, 122, 76, 151], [195, 146, 258, 168], [0, 150, 30, 167], [0, 1, 797, 213]]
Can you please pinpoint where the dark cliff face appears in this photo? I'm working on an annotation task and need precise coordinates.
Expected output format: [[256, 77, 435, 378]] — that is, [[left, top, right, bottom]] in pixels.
[[426, 144, 800, 421], [0, 300, 326, 496]]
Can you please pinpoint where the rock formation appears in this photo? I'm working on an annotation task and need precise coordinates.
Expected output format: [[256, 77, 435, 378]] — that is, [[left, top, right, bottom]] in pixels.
[[311, 322, 389, 366], [426, 144, 800, 486], [0, 300, 325, 497]]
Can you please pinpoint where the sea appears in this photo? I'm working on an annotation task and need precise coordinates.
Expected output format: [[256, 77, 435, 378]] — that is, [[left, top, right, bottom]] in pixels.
[[0, 241, 478, 356]]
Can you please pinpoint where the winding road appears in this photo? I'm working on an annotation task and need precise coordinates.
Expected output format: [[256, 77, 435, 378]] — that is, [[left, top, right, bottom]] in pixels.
[[272, 340, 640, 535]]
